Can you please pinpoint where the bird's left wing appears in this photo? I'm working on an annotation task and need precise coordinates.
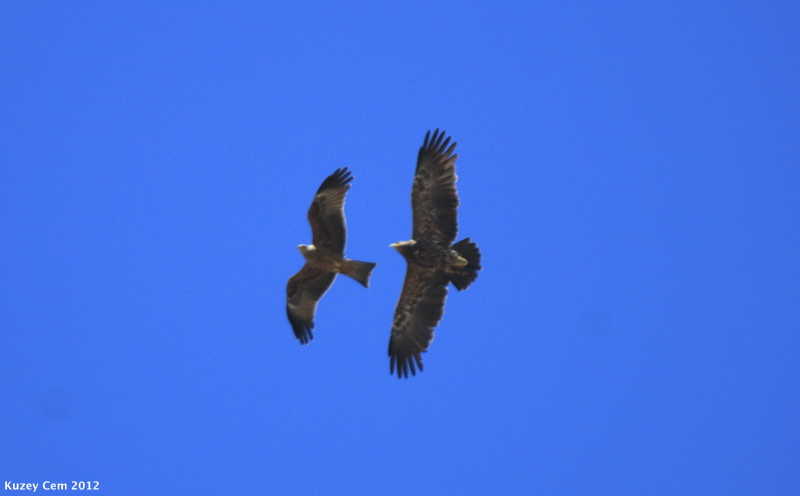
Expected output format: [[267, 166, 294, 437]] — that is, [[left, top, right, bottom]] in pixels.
[[388, 265, 449, 378], [286, 264, 337, 344]]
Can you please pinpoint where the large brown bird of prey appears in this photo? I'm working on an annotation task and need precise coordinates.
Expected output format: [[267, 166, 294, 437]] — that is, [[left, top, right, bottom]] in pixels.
[[389, 130, 482, 378], [286, 167, 377, 344]]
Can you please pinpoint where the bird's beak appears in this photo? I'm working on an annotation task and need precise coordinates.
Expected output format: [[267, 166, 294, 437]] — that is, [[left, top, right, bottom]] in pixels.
[[456, 256, 468, 267]]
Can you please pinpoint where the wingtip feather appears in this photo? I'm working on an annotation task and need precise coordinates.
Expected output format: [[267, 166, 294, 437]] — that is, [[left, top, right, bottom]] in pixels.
[[316, 167, 353, 194]]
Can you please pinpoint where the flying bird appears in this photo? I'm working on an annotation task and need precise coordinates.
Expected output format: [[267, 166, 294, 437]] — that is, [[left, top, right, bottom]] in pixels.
[[389, 130, 482, 378], [286, 167, 377, 344]]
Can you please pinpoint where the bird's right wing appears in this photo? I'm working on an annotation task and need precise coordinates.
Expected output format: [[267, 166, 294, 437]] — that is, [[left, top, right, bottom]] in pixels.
[[388, 264, 449, 378], [411, 130, 460, 245], [308, 167, 353, 254], [286, 264, 337, 344]]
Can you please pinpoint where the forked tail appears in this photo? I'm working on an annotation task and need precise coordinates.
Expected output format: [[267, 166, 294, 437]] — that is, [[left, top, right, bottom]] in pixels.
[[343, 260, 377, 288], [448, 238, 482, 291]]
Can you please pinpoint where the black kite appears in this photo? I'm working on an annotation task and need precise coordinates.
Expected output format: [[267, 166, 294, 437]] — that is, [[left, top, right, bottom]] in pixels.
[[286, 168, 377, 344]]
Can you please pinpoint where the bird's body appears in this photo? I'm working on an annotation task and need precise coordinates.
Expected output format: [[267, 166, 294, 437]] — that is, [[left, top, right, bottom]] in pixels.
[[296, 243, 374, 285], [286, 168, 376, 344], [392, 239, 468, 271], [389, 130, 482, 378], [298, 244, 343, 271]]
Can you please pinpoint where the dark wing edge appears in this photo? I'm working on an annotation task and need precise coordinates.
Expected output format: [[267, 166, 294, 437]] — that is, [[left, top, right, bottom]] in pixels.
[[412, 129, 459, 245], [388, 265, 449, 378], [308, 168, 353, 254], [286, 264, 337, 344]]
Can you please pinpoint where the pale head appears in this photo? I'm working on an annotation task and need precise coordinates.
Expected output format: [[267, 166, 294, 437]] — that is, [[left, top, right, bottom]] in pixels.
[[297, 244, 316, 255], [390, 239, 416, 255]]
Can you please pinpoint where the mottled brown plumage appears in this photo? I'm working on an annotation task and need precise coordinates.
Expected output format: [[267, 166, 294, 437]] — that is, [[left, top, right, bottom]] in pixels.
[[287, 168, 376, 344], [389, 130, 482, 378]]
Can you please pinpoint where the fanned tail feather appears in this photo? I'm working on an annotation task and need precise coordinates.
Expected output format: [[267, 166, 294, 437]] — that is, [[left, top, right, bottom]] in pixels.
[[448, 238, 481, 291]]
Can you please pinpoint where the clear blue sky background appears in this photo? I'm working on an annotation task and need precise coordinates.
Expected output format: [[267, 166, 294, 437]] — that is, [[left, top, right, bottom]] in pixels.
[[2, 2, 798, 494]]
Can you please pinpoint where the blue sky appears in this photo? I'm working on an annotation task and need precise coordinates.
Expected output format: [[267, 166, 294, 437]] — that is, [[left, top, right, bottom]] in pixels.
[[1, 2, 798, 494]]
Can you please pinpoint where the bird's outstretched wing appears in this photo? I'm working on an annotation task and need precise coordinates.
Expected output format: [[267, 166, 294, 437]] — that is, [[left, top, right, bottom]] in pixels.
[[412, 130, 459, 246], [308, 167, 352, 254], [286, 264, 337, 344], [388, 265, 449, 378]]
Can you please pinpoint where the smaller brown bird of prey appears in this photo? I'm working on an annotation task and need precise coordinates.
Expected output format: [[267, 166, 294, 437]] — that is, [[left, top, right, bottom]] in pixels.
[[286, 167, 377, 344], [389, 130, 482, 378]]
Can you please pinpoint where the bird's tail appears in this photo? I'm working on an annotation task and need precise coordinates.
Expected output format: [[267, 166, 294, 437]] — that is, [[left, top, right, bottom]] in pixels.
[[342, 259, 377, 288], [448, 238, 482, 291]]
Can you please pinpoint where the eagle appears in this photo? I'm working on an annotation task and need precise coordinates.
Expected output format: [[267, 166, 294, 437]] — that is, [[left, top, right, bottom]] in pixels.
[[286, 167, 377, 344], [389, 130, 482, 378]]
